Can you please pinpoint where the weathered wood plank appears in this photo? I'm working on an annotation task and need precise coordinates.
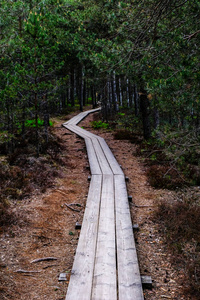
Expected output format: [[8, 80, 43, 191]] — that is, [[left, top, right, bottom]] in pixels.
[[91, 139, 113, 175], [70, 125, 97, 139], [63, 124, 88, 139], [92, 175, 117, 300], [98, 137, 124, 175], [64, 108, 100, 126], [114, 175, 144, 300], [84, 138, 102, 175], [64, 113, 85, 126], [64, 109, 144, 300], [64, 123, 97, 140], [66, 175, 102, 300]]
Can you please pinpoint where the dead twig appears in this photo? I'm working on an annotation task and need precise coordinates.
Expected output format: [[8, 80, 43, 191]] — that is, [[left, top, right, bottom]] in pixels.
[[31, 257, 58, 264], [64, 203, 80, 212], [56, 189, 69, 197], [184, 29, 200, 40]]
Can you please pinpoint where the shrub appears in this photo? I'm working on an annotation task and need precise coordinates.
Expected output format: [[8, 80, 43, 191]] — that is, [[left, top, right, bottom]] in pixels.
[[154, 200, 200, 297], [25, 119, 53, 128], [146, 164, 186, 189], [114, 129, 134, 140], [91, 120, 109, 129]]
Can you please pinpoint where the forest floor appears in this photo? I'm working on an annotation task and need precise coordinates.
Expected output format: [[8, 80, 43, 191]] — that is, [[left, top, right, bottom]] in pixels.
[[0, 110, 196, 300]]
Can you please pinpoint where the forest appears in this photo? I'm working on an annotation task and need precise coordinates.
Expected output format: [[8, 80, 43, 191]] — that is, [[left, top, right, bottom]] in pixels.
[[1, 0, 199, 150], [0, 0, 200, 299]]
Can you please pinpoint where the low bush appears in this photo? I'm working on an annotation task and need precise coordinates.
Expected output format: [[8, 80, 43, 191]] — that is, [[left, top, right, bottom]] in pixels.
[[91, 120, 109, 129], [154, 199, 200, 297], [146, 164, 186, 189], [0, 129, 65, 226], [114, 129, 134, 140]]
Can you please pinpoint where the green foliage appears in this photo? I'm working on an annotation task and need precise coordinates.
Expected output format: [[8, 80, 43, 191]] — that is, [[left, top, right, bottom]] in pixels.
[[137, 127, 200, 188], [24, 119, 53, 128], [91, 120, 109, 129]]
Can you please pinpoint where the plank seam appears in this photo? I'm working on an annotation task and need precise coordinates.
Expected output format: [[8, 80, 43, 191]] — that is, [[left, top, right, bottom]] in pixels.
[[63, 109, 144, 300]]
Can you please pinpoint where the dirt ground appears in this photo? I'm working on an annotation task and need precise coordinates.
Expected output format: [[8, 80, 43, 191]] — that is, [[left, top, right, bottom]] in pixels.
[[0, 111, 192, 299]]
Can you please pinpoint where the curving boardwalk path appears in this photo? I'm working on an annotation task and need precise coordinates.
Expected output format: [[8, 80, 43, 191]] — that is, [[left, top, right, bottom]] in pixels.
[[63, 108, 144, 300]]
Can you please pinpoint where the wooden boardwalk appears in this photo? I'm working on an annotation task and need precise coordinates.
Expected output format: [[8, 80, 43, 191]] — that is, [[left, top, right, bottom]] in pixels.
[[63, 109, 144, 300]]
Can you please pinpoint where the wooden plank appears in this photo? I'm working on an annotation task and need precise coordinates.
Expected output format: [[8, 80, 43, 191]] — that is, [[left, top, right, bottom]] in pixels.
[[92, 175, 117, 300], [64, 123, 97, 140], [63, 124, 88, 139], [75, 108, 101, 125], [91, 139, 113, 175], [114, 175, 144, 300], [98, 137, 124, 175], [64, 108, 100, 126], [70, 112, 88, 125], [70, 125, 98, 139], [64, 113, 85, 126], [66, 175, 102, 300], [85, 138, 102, 175], [63, 126, 102, 175]]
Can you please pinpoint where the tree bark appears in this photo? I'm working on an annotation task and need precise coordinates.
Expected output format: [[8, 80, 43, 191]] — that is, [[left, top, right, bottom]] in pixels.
[[140, 92, 151, 139], [70, 67, 75, 107], [134, 84, 139, 116]]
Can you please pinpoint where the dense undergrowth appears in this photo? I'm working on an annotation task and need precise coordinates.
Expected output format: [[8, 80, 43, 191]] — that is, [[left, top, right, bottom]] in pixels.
[[0, 126, 66, 226]]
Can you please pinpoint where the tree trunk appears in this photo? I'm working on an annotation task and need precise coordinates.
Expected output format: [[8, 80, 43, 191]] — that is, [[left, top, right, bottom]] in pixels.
[[128, 80, 133, 107], [140, 92, 151, 140], [70, 67, 75, 107], [79, 66, 83, 112], [134, 84, 139, 116]]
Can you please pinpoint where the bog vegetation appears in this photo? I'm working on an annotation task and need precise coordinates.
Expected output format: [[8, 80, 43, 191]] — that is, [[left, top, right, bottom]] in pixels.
[[0, 0, 199, 297]]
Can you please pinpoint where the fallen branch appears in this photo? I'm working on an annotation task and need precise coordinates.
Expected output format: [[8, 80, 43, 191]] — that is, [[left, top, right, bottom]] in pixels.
[[43, 264, 58, 269], [130, 203, 155, 208], [64, 203, 80, 212], [15, 269, 41, 273], [68, 203, 82, 207], [31, 257, 58, 264]]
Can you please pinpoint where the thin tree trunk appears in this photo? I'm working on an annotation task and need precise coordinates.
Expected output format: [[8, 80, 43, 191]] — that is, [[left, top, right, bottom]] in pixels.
[[43, 94, 49, 145], [79, 66, 83, 112], [140, 92, 151, 140], [128, 80, 133, 107], [118, 76, 123, 107], [126, 78, 129, 107], [134, 84, 139, 116], [70, 67, 75, 107]]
